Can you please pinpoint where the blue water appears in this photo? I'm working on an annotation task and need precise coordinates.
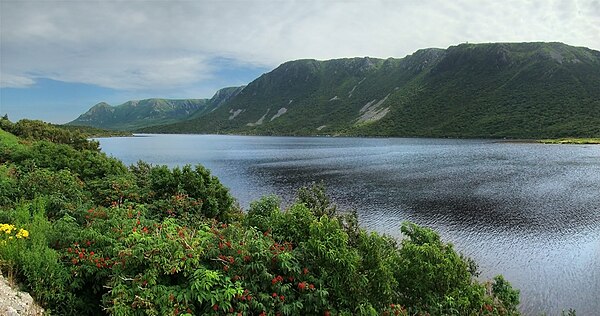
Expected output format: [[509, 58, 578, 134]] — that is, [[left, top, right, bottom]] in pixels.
[[97, 134, 600, 315]]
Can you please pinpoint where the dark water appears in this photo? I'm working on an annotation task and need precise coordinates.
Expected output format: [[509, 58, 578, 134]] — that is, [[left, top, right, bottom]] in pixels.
[[97, 134, 600, 315]]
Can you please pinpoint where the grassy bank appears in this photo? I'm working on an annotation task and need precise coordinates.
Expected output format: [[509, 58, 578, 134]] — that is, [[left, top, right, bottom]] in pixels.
[[539, 138, 600, 144]]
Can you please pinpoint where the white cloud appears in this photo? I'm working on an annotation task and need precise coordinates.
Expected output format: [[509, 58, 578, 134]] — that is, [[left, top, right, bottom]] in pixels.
[[0, 73, 36, 88], [1, 0, 599, 91]]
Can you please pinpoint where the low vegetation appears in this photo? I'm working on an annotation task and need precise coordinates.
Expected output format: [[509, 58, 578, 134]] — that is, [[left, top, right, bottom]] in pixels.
[[0, 118, 521, 315], [58, 124, 132, 138], [539, 138, 600, 144], [0, 117, 130, 150]]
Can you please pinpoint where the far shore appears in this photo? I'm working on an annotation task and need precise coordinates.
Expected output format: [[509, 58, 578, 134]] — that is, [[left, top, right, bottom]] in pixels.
[[538, 138, 600, 144], [94, 131, 600, 145]]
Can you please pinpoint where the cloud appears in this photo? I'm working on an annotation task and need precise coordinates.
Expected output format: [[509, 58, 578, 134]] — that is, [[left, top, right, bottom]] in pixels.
[[0, 74, 36, 88], [1, 0, 599, 91]]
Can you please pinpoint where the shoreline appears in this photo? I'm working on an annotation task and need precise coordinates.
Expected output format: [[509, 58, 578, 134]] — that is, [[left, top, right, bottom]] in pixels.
[[91, 128, 600, 145]]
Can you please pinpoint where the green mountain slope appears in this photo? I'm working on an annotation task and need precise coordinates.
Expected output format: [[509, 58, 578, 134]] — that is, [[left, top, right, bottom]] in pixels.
[[145, 42, 599, 138], [355, 42, 600, 138], [189, 86, 246, 119], [68, 86, 244, 130], [68, 98, 208, 130]]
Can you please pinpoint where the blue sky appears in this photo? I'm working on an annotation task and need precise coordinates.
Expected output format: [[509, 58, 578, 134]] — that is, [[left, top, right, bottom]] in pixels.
[[1, 0, 599, 124], [1, 60, 269, 123]]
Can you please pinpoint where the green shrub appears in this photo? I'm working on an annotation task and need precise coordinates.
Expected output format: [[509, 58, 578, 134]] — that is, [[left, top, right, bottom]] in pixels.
[[296, 181, 337, 218], [0, 122, 525, 315], [17, 168, 88, 219], [395, 222, 486, 314], [0, 200, 86, 314], [492, 275, 520, 314], [145, 165, 235, 223], [245, 195, 280, 232]]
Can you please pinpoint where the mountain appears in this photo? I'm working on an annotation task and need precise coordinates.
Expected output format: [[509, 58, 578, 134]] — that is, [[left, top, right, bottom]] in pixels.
[[68, 99, 208, 130], [141, 42, 600, 138], [95, 42, 600, 138], [68, 86, 244, 131], [142, 52, 444, 135], [189, 86, 246, 119]]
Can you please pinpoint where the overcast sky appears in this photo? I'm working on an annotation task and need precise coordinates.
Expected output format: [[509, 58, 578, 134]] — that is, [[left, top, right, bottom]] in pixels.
[[1, 0, 599, 123]]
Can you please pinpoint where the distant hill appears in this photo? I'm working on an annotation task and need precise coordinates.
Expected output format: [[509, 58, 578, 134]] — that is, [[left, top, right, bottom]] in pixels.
[[68, 86, 244, 131], [68, 99, 207, 130], [77, 42, 600, 138]]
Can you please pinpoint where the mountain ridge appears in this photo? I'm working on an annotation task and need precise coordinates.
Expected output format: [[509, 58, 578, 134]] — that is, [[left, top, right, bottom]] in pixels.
[[68, 86, 244, 130], [74, 42, 600, 138]]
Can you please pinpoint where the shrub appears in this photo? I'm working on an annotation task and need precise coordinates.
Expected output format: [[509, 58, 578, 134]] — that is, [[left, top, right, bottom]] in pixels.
[[17, 167, 88, 219], [0, 200, 86, 314], [145, 165, 236, 223], [492, 275, 520, 314], [296, 181, 337, 218], [395, 222, 486, 314], [0, 122, 524, 315], [245, 195, 280, 232]]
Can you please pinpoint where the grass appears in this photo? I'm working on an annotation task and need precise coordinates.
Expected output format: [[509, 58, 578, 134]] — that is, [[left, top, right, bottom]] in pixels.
[[539, 138, 600, 144], [0, 128, 23, 150]]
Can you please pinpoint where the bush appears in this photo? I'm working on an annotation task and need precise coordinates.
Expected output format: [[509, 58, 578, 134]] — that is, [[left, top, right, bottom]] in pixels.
[[395, 222, 486, 314], [0, 121, 524, 315], [492, 275, 520, 314], [17, 167, 88, 219], [145, 165, 236, 223], [0, 200, 85, 314], [245, 195, 280, 232], [296, 181, 337, 218]]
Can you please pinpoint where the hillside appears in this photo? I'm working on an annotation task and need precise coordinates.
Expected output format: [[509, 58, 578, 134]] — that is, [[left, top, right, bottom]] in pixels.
[[141, 42, 600, 138], [68, 98, 208, 130], [190, 86, 246, 118], [69, 86, 245, 131]]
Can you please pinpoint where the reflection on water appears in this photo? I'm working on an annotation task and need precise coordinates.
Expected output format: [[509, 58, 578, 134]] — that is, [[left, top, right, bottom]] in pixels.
[[98, 134, 600, 315]]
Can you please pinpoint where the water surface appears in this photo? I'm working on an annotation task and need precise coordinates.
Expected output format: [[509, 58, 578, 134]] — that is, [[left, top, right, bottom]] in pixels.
[[98, 134, 600, 315]]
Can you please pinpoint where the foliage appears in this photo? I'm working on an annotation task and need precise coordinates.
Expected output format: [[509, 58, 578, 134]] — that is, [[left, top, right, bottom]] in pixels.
[[395, 222, 485, 314], [143, 164, 236, 223], [1, 118, 100, 151], [561, 308, 577, 316], [491, 275, 520, 314], [59, 124, 132, 138], [0, 120, 526, 315], [296, 181, 337, 218], [0, 200, 86, 314], [18, 167, 88, 219]]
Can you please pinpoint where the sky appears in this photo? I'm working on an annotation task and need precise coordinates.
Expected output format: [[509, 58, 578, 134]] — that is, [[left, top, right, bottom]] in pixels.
[[1, 0, 599, 124]]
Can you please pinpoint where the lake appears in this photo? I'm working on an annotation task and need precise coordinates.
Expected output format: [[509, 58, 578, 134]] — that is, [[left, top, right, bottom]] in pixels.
[[97, 134, 600, 315]]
